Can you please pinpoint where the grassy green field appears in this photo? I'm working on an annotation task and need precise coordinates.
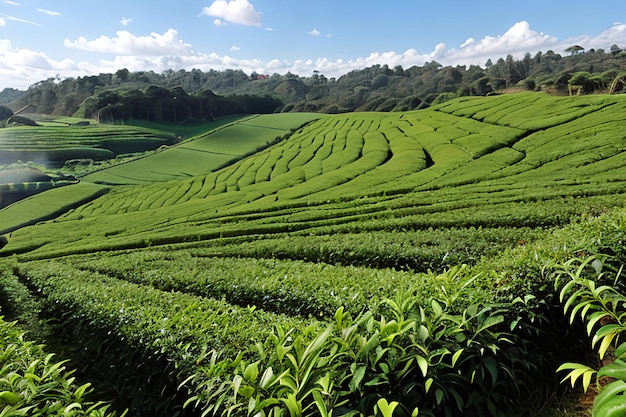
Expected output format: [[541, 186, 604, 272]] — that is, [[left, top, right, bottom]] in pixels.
[[81, 113, 322, 184], [1, 92, 626, 417]]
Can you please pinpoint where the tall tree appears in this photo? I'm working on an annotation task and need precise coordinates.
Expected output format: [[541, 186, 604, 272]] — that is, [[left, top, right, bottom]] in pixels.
[[565, 45, 585, 55]]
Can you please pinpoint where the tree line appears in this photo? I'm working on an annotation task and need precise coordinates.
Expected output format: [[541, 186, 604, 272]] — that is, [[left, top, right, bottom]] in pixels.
[[78, 86, 282, 123], [1, 45, 625, 121]]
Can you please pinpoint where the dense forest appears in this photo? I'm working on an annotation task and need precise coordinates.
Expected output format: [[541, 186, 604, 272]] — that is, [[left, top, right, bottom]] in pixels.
[[1, 45, 626, 123]]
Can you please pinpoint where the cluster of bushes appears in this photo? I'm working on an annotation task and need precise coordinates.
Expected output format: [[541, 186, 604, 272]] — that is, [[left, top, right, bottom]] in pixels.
[[0, 314, 120, 416], [0, 206, 622, 416]]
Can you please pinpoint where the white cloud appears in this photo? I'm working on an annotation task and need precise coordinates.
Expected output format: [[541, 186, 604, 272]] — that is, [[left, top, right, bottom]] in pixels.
[[0, 39, 81, 89], [230, 45, 240, 51], [0, 18, 5, 26], [0, 13, 40, 26], [438, 21, 557, 65], [91, 53, 267, 78], [214, 19, 227, 27], [64, 29, 193, 56], [275, 21, 626, 78], [266, 27, 273, 32], [4, 1, 21, 5], [201, 0, 261, 27], [37, 8, 61, 17], [460, 38, 475, 48], [308, 28, 333, 38], [560, 22, 626, 51], [266, 59, 283, 69], [4, 21, 626, 91], [120, 17, 133, 26]]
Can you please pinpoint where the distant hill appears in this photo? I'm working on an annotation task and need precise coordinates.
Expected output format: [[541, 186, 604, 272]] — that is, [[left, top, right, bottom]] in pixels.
[[4, 47, 626, 121], [4, 91, 626, 255], [0, 88, 25, 104]]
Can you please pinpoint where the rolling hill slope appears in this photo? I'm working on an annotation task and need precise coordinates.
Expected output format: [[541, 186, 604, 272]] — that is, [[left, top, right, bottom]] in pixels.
[[1, 92, 626, 417], [3, 92, 625, 259], [81, 113, 321, 184]]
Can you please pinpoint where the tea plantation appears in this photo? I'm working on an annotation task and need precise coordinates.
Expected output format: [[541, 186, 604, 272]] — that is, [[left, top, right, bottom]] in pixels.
[[1, 92, 626, 417], [0, 121, 178, 168]]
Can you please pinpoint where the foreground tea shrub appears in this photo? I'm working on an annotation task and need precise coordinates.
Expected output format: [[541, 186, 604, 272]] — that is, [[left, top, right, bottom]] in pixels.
[[181, 268, 543, 417], [0, 316, 121, 417], [555, 252, 626, 416]]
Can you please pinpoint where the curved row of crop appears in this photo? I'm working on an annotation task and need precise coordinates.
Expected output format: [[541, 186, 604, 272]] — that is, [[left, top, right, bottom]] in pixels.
[[69, 94, 624, 224], [2, 94, 626, 263], [52, 225, 550, 318], [60, 110, 510, 216], [7, 205, 626, 416], [435, 92, 615, 131], [2, 94, 626, 416]]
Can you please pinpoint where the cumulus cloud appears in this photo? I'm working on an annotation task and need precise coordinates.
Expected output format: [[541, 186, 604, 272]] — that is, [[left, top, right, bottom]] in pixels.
[[282, 21, 626, 78], [213, 19, 227, 27], [37, 8, 61, 16], [309, 28, 333, 38], [0, 39, 81, 89], [446, 21, 626, 65], [120, 17, 133, 26], [438, 21, 557, 65], [560, 22, 626, 51], [230, 45, 240, 51], [201, 0, 261, 27], [64, 29, 193, 56], [5, 21, 626, 90], [91, 53, 267, 78]]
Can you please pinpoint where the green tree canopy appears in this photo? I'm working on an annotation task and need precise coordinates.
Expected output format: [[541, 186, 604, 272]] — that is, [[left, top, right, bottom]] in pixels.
[[371, 74, 390, 90], [0, 105, 13, 121], [565, 45, 585, 55]]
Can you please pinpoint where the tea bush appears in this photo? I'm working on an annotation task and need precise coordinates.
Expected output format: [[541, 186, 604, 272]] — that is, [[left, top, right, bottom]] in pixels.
[[3, 93, 626, 416], [0, 316, 120, 416]]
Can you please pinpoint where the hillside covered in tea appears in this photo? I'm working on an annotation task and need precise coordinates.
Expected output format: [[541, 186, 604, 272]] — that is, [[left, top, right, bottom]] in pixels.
[[1, 92, 626, 417]]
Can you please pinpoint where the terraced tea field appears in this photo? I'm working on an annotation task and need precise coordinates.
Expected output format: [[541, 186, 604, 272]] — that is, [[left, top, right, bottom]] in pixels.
[[1, 92, 626, 417], [81, 113, 321, 184], [0, 122, 178, 167]]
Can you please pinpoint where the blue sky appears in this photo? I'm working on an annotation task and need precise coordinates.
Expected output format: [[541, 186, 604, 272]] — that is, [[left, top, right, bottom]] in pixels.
[[1, 0, 626, 89]]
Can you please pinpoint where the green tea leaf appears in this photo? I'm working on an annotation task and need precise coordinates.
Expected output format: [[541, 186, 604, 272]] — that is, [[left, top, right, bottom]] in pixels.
[[431, 300, 443, 317], [0, 391, 21, 406], [375, 398, 399, 417], [594, 380, 626, 416], [451, 348, 464, 367], [416, 355, 428, 377], [557, 363, 596, 392], [476, 315, 504, 335], [349, 366, 366, 393], [259, 366, 275, 389], [598, 360, 626, 382], [425, 378, 433, 394], [63, 402, 82, 414]]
